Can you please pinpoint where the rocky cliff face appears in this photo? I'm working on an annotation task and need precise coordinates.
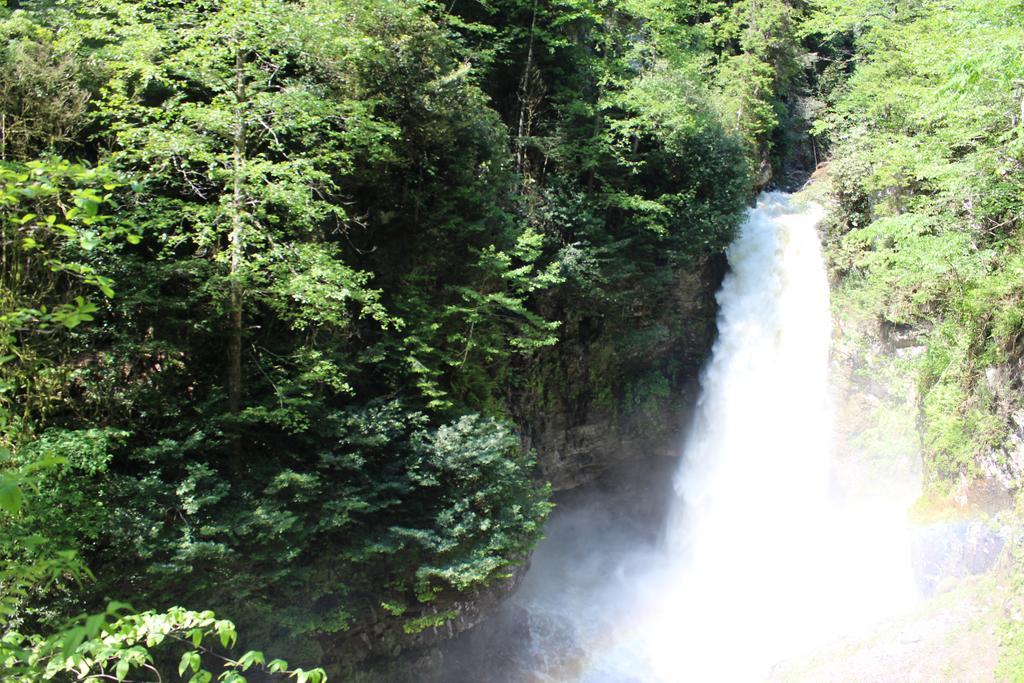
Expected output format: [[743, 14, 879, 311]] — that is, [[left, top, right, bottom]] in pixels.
[[519, 257, 724, 491], [974, 360, 1024, 493], [327, 560, 532, 681]]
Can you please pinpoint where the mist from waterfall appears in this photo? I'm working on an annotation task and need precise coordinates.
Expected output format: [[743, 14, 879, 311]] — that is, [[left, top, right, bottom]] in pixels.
[[441, 193, 922, 683]]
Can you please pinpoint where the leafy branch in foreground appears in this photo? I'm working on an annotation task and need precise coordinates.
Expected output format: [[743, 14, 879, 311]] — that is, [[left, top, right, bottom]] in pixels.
[[1, 458, 326, 682], [2, 603, 326, 682]]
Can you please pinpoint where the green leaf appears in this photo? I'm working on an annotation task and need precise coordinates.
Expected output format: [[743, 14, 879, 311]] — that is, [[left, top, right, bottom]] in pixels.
[[106, 600, 133, 615], [0, 479, 23, 515], [115, 657, 131, 681], [80, 231, 100, 251], [179, 652, 191, 677], [22, 455, 68, 473], [236, 650, 264, 671], [180, 651, 201, 676], [61, 626, 87, 657], [85, 613, 105, 637]]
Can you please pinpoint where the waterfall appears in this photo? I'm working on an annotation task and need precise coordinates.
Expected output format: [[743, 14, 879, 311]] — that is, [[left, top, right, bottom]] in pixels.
[[640, 192, 919, 681], [667, 191, 834, 563], [649, 191, 838, 679], [449, 193, 920, 683]]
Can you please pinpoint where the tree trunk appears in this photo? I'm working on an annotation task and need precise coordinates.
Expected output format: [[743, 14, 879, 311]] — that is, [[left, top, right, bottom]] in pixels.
[[227, 47, 246, 475], [515, 1, 538, 175]]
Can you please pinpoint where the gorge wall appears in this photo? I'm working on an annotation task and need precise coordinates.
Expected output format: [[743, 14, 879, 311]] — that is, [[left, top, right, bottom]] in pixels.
[[521, 258, 725, 491]]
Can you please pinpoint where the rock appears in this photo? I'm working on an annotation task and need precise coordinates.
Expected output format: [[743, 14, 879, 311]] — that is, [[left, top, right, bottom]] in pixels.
[[322, 559, 532, 681], [895, 345, 926, 360], [520, 259, 722, 491], [986, 365, 1011, 392], [879, 319, 926, 350], [910, 516, 1009, 595], [755, 150, 773, 190]]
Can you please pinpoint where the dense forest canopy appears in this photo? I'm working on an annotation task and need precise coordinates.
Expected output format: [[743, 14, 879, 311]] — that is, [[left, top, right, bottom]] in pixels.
[[1, 0, 1022, 680]]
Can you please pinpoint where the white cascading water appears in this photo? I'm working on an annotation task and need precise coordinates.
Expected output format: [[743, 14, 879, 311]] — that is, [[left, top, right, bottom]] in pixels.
[[651, 190, 837, 678], [643, 192, 848, 679], [499, 193, 921, 683]]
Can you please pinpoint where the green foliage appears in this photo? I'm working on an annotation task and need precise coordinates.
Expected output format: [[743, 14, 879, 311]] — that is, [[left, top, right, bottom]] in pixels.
[[2, 603, 325, 682], [439, 0, 757, 441], [0, 11, 89, 160], [0, 159, 134, 434], [0, 169, 307, 683], [401, 610, 458, 636], [813, 0, 1024, 485]]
